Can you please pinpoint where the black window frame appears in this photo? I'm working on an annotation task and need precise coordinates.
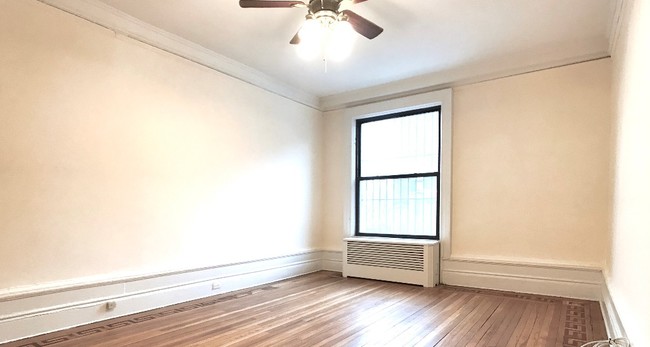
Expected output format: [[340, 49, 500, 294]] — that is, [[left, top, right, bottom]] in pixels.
[[354, 106, 442, 240]]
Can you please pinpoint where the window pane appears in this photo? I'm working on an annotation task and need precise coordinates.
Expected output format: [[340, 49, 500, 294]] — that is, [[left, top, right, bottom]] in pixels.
[[360, 111, 439, 177], [359, 177, 438, 237]]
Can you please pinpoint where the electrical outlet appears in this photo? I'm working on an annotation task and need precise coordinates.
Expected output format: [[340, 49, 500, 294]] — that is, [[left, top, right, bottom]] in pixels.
[[211, 282, 220, 290], [105, 301, 117, 311]]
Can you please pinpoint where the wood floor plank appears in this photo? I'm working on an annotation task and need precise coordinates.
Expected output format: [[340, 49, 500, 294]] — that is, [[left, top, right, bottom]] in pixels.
[[138, 279, 378, 347], [411, 295, 485, 346], [86, 272, 345, 347], [298, 285, 419, 346], [379, 291, 473, 346], [329, 286, 456, 347], [462, 297, 510, 347], [195, 284, 392, 345], [589, 301, 607, 342], [3, 272, 608, 347], [532, 303, 556, 347], [226, 281, 412, 347], [505, 301, 536, 347], [437, 296, 502, 346], [524, 302, 549, 347], [482, 300, 528, 347]]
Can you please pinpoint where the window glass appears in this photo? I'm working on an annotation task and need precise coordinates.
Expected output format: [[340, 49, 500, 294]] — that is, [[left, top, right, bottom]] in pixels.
[[355, 107, 441, 239], [360, 111, 439, 177]]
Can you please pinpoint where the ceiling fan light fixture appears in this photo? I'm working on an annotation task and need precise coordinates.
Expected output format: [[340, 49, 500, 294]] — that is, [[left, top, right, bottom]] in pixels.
[[240, 0, 383, 62], [295, 15, 356, 62]]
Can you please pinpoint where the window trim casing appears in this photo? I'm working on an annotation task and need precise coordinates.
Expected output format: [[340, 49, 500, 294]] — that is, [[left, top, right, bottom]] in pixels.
[[354, 106, 442, 240]]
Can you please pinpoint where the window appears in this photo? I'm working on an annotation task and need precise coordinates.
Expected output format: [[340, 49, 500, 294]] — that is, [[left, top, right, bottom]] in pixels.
[[355, 106, 441, 240]]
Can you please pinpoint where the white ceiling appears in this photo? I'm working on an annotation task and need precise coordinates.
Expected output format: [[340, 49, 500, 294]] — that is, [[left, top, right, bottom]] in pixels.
[[97, 0, 615, 99]]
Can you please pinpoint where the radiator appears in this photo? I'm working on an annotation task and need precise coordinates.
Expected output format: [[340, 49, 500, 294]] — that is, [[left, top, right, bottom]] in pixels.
[[343, 237, 440, 287]]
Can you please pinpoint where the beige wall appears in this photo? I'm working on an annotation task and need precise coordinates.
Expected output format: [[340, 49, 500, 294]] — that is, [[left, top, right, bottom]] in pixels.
[[452, 59, 612, 267], [608, 0, 650, 344], [3, 3, 638, 338], [0, 0, 322, 290], [322, 59, 612, 269], [322, 109, 351, 252]]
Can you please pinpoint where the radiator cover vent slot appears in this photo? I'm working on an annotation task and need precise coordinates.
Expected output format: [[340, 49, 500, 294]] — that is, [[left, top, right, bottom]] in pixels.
[[343, 237, 440, 287], [346, 242, 424, 271]]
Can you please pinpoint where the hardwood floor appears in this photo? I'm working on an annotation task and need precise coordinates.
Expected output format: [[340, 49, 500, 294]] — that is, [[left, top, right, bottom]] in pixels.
[[4, 271, 606, 347]]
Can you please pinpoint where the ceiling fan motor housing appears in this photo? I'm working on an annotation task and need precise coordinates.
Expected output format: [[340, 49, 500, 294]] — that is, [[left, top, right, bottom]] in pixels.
[[308, 0, 341, 15], [308, 0, 347, 25], [239, 0, 383, 42]]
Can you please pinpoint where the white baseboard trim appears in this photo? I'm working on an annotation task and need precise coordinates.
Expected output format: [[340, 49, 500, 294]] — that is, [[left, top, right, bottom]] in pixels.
[[321, 250, 343, 272], [441, 257, 604, 300], [600, 280, 628, 340], [2, 251, 627, 344], [0, 251, 323, 344]]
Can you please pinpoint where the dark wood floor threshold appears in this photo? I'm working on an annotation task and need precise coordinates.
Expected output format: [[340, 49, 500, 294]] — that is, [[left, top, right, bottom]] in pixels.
[[2, 271, 607, 347]]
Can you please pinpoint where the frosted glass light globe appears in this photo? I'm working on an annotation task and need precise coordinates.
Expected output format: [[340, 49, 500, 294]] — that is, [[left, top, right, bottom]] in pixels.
[[327, 20, 355, 62], [299, 18, 322, 42], [296, 18, 324, 61], [295, 18, 356, 62]]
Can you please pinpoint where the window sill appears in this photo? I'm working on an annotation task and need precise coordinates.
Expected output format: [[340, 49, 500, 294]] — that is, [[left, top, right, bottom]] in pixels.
[[344, 236, 439, 246]]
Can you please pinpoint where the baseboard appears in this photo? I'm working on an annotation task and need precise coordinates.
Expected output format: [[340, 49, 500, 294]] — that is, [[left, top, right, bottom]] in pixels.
[[600, 279, 628, 340], [2, 251, 621, 344], [0, 251, 323, 344], [441, 257, 603, 300], [321, 250, 343, 272]]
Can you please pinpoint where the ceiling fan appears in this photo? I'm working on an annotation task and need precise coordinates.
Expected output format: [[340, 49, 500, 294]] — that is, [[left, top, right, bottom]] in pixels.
[[239, 0, 383, 61]]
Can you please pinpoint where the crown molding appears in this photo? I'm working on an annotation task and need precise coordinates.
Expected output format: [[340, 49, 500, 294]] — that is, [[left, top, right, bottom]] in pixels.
[[321, 2, 617, 111], [608, 0, 628, 55], [37, 0, 321, 110], [36, 0, 616, 114], [320, 52, 610, 112]]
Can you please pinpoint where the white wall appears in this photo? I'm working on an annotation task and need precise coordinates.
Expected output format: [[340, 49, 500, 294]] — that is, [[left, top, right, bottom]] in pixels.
[[607, 0, 650, 344], [2, 0, 641, 342], [0, 0, 322, 291], [452, 59, 612, 267], [323, 59, 612, 270]]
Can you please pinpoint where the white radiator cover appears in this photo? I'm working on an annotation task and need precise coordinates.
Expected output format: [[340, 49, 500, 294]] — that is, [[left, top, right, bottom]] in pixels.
[[343, 237, 440, 287]]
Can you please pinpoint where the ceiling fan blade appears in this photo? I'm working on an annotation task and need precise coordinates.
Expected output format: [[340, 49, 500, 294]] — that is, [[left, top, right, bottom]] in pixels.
[[290, 30, 301, 45], [341, 10, 383, 39], [239, 0, 305, 8], [351, 0, 368, 3]]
